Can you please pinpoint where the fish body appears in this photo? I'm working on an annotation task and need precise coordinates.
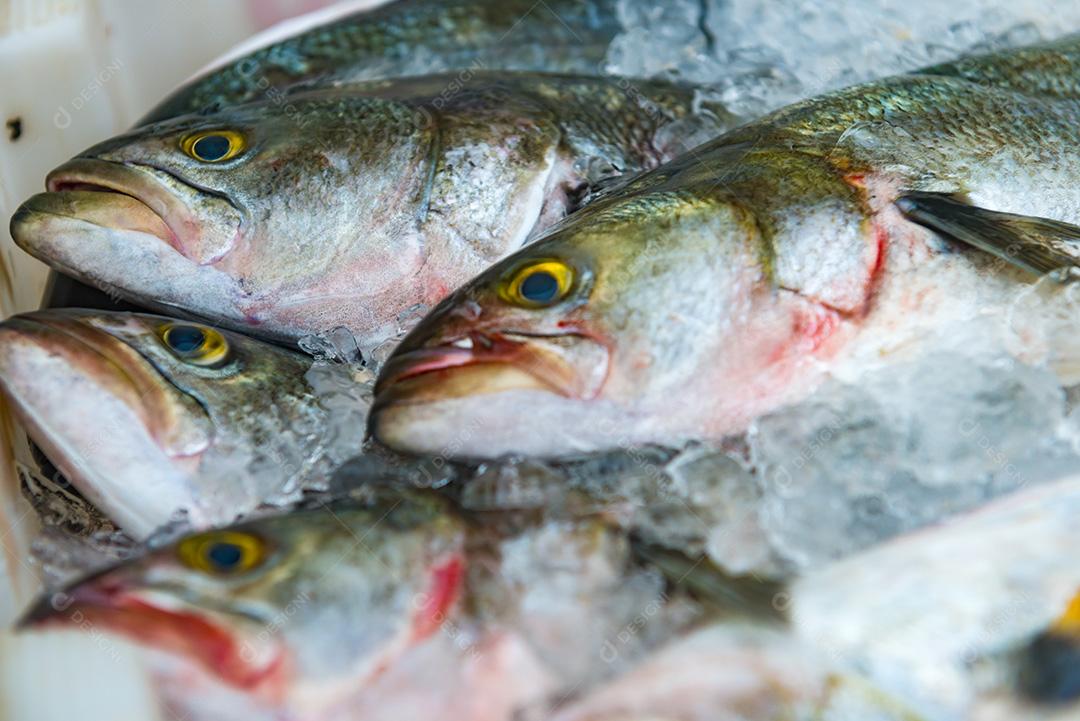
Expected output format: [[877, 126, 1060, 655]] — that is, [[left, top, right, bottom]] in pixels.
[[19, 484, 795, 720], [0, 309, 363, 537], [12, 73, 734, 350], [140, 0, 622, 123], [371, 35, 1080, 458], [792, 474, 1080, 720]]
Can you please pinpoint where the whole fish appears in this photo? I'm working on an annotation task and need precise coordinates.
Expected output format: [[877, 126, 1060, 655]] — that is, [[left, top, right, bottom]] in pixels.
[[19, 488, 780, 721], [370, 35, 1080, 458], [12, 73, 735, 350], [140, 0, 622, 123], [0, 309, 364, 538]]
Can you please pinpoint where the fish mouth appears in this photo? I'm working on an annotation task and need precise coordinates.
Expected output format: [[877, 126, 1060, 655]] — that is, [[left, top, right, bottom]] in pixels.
[[41, 158, 179, 244], [13, 157, 238, 266], [373, 330, 610, 409], [19, 577, 286, 692], [369, 329, 610, 454], [0, 311, 212, 536]]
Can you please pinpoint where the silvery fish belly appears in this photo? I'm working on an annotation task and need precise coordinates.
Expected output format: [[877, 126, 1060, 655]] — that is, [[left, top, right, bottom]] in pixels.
[[10, 73, 734, 351], [370, 34, 1080, 459], [0, 309, 364, 538], [141, 0, 622, 123]]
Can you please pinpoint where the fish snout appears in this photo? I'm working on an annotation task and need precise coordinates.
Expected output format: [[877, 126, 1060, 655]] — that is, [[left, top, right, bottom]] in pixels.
[[34, 157, 240, 265], [18, 572, 288, 693], [369, 324, 611, 453]]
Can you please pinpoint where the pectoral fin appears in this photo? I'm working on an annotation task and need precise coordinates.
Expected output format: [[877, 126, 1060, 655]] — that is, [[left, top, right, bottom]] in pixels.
[[896, 192, 1080, 275]]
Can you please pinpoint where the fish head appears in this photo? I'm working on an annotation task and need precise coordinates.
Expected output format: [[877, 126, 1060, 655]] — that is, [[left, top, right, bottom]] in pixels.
[[0, 309, 317, 537], [370, 184, 821, 458], [19, 494, 468, 704], [11, 93, 442, 345]]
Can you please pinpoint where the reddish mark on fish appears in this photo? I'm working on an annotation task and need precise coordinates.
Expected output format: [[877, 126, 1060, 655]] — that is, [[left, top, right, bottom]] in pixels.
[[767, 303, 842, 365], [844, 173, 866, 188], [856, 221, 891, 316], [798, 306, 841, 353], [423, 279, 452, 306], [32, 584, 289, 699], [410, 555, 464, 641], [871, 225, 888, 278]]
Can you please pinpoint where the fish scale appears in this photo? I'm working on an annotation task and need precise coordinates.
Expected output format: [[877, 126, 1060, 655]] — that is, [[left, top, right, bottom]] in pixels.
[[141, 0, 624, 124], [12, 72, 737, 349], [371, 34, 1080, 459]]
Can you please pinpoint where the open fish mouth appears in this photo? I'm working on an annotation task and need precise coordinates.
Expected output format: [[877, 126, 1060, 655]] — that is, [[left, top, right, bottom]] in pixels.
[[373, 330, 611, 409], [369, 330, 611, 457], [19, 576, 286, 692]]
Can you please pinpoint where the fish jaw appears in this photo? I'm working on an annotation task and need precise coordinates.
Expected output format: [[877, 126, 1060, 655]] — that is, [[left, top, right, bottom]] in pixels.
[[11, 159, 254, 333], [0, 312, 213, 537], [43, 158, 243, 265], [20, 579, 289, 699], [11, 193, 249, 331], [370, 329, 612, 457]]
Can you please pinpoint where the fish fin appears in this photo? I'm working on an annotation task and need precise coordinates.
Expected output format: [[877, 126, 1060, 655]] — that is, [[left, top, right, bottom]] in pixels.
[[630, 538, 787, 622], [896, 192, 1080, 275]]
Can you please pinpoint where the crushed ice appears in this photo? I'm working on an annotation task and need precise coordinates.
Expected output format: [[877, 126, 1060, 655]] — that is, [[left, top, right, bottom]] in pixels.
[[26, 0, 1080, 600]]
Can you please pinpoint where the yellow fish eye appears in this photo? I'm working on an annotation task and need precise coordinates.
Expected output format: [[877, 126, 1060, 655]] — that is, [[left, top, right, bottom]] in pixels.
[[181, 130, 246, 163], [177, 530, 266, 576], [501, 259, 574, 308], [157, 323, 230, 367]]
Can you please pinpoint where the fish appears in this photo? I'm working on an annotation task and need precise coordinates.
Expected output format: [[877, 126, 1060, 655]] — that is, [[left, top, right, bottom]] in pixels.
[[791, 473, 1080, 720], [12, 72, 736, 351], [370, 34, 1080, 458], [20, 484, 783, 721], [140, 0, 622, 123], [0, 309, 364, 538], [20, 491, 469, 719]]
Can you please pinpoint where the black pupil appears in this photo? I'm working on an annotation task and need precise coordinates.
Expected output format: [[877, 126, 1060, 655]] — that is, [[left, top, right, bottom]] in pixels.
[[520, 270, 560, 303], [193, 134, 231, 161], [167, 325, 206, 353], [206, 542, 243, 570]]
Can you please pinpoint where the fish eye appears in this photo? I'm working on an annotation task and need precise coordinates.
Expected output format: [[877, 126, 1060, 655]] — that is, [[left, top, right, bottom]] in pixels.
[[157, 322, 230, 367], [501, 259, 574, 308], [177, 530, 267, 576], [181, 130, 246, 163]]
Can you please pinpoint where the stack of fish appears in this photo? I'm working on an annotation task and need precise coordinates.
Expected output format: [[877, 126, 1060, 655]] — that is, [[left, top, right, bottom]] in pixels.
[[3, 0, 1080, 718]]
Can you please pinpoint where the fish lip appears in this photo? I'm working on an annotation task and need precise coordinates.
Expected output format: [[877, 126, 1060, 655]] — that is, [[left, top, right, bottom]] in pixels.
[[19, 578, 287, 692], [41, 158, 182, 247], [39, 157, 242, 265], [371, 329, 610, 414], [0, 310, 212, 460]]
